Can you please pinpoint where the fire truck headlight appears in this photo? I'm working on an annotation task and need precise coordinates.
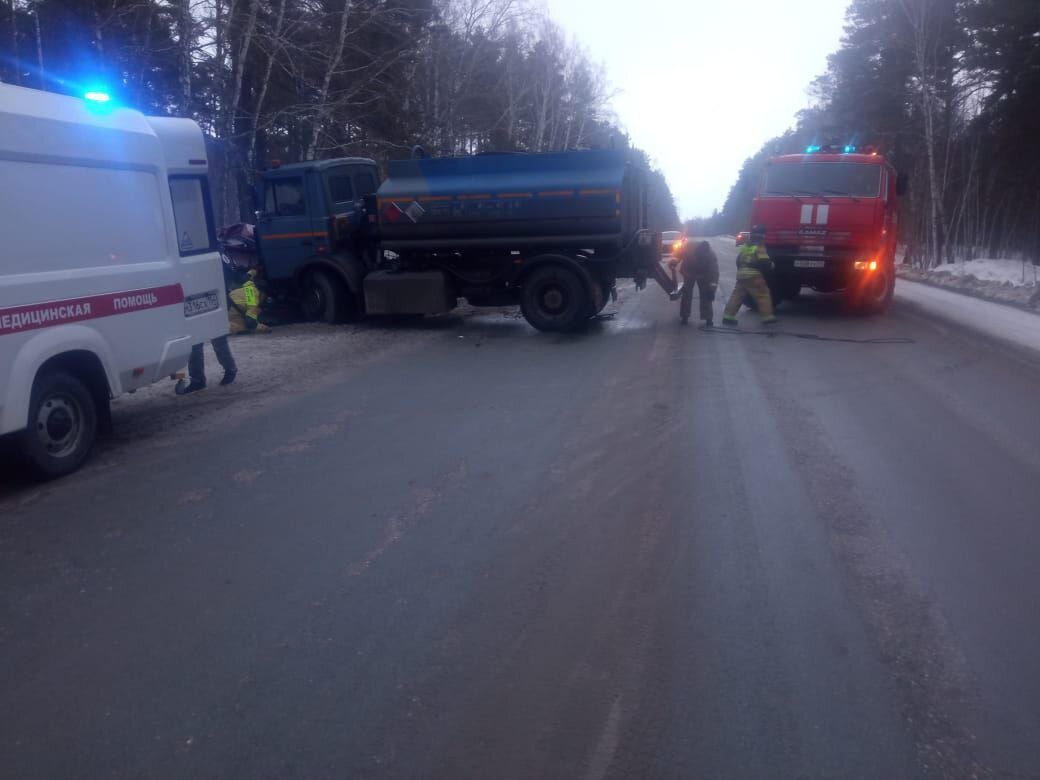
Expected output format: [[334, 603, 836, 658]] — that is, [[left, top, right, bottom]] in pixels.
[[854, 260, 879, 271]]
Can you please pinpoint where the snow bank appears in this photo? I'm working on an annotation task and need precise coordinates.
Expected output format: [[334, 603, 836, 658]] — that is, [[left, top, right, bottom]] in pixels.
[[897, 258, 1040, 312], [930, 258, 1039, 288], [896, 279, 1040, 357]]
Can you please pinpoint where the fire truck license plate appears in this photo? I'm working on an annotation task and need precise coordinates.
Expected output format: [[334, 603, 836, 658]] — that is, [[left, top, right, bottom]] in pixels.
[[794, 260, 825, 269], [184, 290, 220, 317]]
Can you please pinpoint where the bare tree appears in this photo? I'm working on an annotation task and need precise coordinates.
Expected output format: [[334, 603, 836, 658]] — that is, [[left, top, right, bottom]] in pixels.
[[7, 0, 20, 85], [304, 0, 351, 160], [173, 0, 193, 108], [899, 0, 956, 267], [31, 0, 42, 88], [246, 0, 287, 169], [221, 0, 259, 221]]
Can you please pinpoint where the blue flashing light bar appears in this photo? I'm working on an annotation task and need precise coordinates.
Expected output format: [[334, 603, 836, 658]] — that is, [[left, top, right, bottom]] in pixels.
[[84, 90, 111, 103], [843, 144, 856, 153], [805, 145, 822, 153]]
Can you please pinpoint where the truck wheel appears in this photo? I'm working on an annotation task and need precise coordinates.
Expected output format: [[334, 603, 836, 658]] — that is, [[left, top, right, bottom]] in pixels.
[[521, 264, 591, 332], [858, 266, 895, 314], [301, 270, 354, 323], [18, 370, 98, 479], [767, 281, 799, 309], [590, 279, 612, 315]]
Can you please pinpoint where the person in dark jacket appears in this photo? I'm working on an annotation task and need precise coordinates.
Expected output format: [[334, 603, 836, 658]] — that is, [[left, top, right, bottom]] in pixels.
[[672, 238, 720, 326]]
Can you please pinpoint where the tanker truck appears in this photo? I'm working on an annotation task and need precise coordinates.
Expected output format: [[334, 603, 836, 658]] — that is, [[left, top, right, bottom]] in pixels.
[[243, 148, 672, 332]]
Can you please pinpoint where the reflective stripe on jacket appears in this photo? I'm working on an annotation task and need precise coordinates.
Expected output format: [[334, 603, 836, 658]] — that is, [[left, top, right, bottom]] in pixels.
[[229, 280, 261, 323], [736, 243, 772, 279]]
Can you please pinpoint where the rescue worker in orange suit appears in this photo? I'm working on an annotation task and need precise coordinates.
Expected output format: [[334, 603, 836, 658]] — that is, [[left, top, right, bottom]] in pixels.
[[228, 268, 271, 335], [722, 224, 777, 327], [175, 268, 267, 395], [670, 238, 719, 326]]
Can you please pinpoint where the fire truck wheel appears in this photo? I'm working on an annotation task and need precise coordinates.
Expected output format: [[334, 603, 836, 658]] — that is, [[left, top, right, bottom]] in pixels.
[[19, 369, 98, 479], [860, 266, 895, 313], [521, 264, 591, 332], [776, 278, 801, 302], [301, 270, 351, 323]]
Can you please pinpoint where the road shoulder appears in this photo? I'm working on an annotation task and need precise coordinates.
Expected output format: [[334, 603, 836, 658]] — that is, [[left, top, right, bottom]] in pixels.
[[895, 277, 1040, 359]]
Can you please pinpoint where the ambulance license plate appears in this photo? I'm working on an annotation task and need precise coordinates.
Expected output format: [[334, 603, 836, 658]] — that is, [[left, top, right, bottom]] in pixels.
[[184, 290, 220, 317], [793, 259, 825, 269]]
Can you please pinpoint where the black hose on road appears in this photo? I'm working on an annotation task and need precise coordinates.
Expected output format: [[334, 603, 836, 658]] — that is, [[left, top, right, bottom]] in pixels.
[[699, 325, 914, 345]]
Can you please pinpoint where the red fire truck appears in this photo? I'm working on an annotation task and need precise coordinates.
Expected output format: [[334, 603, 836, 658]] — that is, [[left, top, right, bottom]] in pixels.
[[749, 145, 907, 312]]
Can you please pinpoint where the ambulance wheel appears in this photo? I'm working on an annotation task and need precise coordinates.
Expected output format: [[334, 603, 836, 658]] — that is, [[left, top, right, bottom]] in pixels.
[[301, 270, 352, 323], [521, 264, 590, 332], [19, 370, 98, 479]]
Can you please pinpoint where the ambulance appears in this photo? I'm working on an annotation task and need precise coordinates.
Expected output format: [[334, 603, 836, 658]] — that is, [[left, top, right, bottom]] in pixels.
[[0, 84, 228, 477]]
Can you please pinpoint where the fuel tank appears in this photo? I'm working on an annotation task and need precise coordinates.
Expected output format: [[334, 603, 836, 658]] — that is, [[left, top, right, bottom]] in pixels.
[[376, 149, 644, 252]]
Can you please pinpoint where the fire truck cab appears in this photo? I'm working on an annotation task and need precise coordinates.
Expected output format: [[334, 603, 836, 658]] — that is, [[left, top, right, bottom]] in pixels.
[[749, 146, 906, 312]]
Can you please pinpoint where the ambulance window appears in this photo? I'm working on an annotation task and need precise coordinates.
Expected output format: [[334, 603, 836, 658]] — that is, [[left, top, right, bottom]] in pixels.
[[169, 176, 216, 256], [265, 178, 307, 217]]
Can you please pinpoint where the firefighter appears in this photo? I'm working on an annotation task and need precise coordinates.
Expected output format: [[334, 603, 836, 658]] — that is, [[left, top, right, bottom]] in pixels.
[[228, 268, 270, 334], [672, 238, 719, 326], [722, 224, 776, 326]]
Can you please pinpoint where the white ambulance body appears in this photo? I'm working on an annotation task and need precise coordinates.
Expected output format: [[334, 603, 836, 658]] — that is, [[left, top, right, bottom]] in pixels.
[[0, 83, 228, 477]]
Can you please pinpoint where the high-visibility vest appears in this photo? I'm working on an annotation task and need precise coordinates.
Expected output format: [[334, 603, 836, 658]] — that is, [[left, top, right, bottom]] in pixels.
[[736, 243, 771, 279], [229, 280, 261, 321]]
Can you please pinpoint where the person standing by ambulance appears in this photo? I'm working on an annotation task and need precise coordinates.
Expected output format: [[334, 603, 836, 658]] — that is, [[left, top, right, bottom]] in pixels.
[[175, 268, 268, 395], [722, 224, 777, 327], [175, 336, 236, 394]]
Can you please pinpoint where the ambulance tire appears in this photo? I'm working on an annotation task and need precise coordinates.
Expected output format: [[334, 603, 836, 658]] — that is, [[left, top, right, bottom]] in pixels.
[[301, 269, 350, 324], [19, 369, 98, 480]]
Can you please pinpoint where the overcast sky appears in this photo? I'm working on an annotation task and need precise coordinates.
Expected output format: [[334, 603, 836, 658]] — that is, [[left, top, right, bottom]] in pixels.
[[545, 0, 850, 220]]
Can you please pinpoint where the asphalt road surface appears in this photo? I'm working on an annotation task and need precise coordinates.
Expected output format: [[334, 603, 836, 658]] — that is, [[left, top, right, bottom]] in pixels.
[[3, 238, 1040, 778]]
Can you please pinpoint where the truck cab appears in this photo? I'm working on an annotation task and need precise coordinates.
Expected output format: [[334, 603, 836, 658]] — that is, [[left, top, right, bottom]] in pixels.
[[254, 158, 381, 322], [750, 147, 906, 312]]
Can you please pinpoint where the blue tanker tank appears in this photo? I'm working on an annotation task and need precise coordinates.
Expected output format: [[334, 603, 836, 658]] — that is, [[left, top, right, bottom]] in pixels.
[[376, 149, 646, 254]]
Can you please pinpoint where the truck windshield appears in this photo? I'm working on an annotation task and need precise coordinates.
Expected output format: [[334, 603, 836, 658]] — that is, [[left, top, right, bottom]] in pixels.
[[763, 162, 881, 198]]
